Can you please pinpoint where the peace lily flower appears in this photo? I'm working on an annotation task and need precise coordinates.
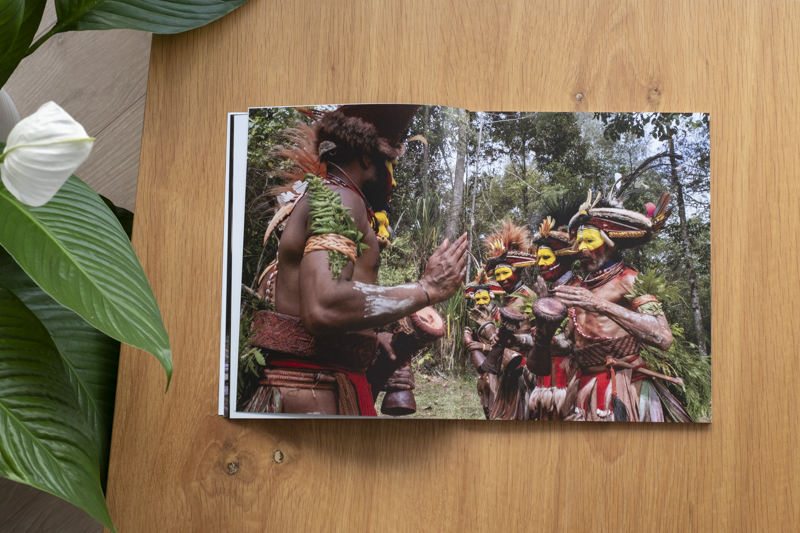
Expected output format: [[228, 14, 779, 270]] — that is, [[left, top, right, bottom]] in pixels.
[[0, 102, 94, 207]]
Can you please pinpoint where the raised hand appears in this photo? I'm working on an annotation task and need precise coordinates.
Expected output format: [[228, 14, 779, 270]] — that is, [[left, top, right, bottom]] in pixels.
[[420, 233, 468, 304], [469, 306, 493, 326], [533, 275, 549, 299], [553, 285, 605, 313]]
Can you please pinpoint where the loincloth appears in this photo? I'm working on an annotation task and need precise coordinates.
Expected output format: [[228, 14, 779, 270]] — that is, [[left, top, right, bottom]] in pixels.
[[247, 311, 379, 415], [528, 356, 580, 421], [570, 336, 646, 421], [244, 359, 376, 416]]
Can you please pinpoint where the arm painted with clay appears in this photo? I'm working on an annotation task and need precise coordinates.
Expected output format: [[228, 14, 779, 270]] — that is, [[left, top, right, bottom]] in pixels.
[[298, 190, 468, 335], [553, 285, 673, 350]]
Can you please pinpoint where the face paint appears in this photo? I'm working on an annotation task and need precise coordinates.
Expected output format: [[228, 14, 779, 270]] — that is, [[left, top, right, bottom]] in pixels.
[[537, 247, 556, 269], [494, 263, 519, 292], [475, 291, 490, 306], [385, 158, 398, 187], [494, 266, 514, 282], [576, 228, 604, 252], [576, 227, 614, 274]]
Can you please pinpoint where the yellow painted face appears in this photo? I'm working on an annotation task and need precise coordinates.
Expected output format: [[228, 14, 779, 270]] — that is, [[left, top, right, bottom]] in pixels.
[[385, 158, 398, 187], [537, 247, 556, 268], [576, 228, 604, 252], [474, 291, 490, 306], [494, 266, 514, 282]]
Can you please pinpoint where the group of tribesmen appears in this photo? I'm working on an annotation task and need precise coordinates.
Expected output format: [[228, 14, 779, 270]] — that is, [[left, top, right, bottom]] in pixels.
[[246, 103, 693, 421], [463, 189, 693, 422]]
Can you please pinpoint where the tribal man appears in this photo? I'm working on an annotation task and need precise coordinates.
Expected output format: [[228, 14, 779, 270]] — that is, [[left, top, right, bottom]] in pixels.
[[246, 105, 468, 416], [470, 221, 537, 420], [524, 197, 585, 420], [549, 188, 692, 421], [463, 269, 504, 418]]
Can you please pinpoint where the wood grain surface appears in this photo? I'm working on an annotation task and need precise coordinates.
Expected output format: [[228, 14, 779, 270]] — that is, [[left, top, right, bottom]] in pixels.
[[107, 1, 799, 531]]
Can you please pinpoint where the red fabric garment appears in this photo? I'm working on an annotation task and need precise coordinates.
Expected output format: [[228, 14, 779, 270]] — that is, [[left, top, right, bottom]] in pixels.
[[553, 356, 568, 388], [535, 356, 568, 388], [580, 369, 612, 411], [269, 359, 377, 416]]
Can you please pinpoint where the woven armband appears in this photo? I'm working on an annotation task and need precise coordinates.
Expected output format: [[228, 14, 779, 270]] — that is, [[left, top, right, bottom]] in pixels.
[[630, 294, 664, 316], [304, 175, 369, 279]]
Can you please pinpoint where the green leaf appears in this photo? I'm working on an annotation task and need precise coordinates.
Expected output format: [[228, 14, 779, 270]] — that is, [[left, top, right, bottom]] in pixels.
[[0, 284, 115, 531], [52, 0, 249, 34], [0, 172, 172, 386], [0, 0, 24, 62], [0, 0, 46, 88], [0, 249, 118, 490]]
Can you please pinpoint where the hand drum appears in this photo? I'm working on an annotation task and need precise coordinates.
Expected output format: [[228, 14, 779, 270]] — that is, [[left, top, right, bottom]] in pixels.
[[382, 306, 445, 416]]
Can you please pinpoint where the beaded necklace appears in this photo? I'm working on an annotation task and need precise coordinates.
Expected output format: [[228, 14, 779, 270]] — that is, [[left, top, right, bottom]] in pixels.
[[568, 307, 620, 342], [581, 260, 625, 290]]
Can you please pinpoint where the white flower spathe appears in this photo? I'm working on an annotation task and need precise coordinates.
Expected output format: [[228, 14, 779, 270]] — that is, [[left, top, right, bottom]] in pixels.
[[0, 102, 94, 207]]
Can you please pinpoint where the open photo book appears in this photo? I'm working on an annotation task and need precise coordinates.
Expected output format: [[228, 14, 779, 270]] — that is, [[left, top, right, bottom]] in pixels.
[[220, 105, 711, 421]]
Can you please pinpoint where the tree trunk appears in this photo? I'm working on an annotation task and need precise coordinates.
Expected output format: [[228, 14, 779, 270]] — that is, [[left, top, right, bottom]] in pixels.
[[520, 126, 528, 218], [468, 116, 482, 282], [669, 137, 708, 357], [422, 106, 430, 197], [445, 108, 467, 242]]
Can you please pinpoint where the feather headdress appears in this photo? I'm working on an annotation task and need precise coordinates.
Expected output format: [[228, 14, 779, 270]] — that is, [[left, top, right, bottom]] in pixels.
[[566, 154, 679, 250], [568, 189, 673, 250], [263, 105, 419, 245], [482, 220, 536, 273], [465, 268, 505, 299], [530, 194, 583, 256]]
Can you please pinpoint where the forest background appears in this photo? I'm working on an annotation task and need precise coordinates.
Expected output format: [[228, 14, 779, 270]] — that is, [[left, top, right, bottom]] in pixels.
[[239, 107, 712, 420]]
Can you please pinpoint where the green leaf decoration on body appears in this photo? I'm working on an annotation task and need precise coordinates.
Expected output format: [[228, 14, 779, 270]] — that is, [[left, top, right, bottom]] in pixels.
[[0, 249, 119, 490], [304, 174, 369, 279], [0, 172, 172, 386], [624, 270, 684, 317], [0, 285, 116, 532]]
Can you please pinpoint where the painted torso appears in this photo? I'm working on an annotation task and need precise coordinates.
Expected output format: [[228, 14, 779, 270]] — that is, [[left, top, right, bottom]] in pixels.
[[571, 267, 638, 349]]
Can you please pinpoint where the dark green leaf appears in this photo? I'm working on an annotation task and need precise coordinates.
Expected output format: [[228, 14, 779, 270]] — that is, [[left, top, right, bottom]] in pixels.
[[100, 195, 134, 240], [0, 284, 115, 531], [0, 0, 46, 88], [0, 0, 24, 61], [0, 174, 172, 386], [52, 0, 250, 34], [0, 249, 119, 489]]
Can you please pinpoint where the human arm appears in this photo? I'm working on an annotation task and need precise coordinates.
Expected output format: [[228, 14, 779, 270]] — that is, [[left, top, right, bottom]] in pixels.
[[299, 189, 468, 335], [553, 285, 673, 350]]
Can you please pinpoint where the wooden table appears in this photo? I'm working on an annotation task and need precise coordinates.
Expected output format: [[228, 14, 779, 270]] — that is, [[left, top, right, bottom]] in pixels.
[[106, 1, 799, 530]]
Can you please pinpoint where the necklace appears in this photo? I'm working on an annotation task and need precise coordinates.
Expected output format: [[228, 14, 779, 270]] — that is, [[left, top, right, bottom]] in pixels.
[[581, 260, 625, 290], [568, 307, 619, 342], [326, 163, 376, 222]]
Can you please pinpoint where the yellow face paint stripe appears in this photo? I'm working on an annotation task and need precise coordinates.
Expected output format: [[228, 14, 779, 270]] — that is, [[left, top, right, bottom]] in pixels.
[[576, 228, 604, 252]]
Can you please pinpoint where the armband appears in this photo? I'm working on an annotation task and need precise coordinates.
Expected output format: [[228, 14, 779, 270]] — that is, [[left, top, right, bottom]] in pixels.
[[303, 175, 369, 279], [631, 294, 664, 316]]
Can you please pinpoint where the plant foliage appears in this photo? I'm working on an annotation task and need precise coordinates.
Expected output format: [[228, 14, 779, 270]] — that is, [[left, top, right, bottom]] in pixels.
[[305, 174, 368, 279]]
